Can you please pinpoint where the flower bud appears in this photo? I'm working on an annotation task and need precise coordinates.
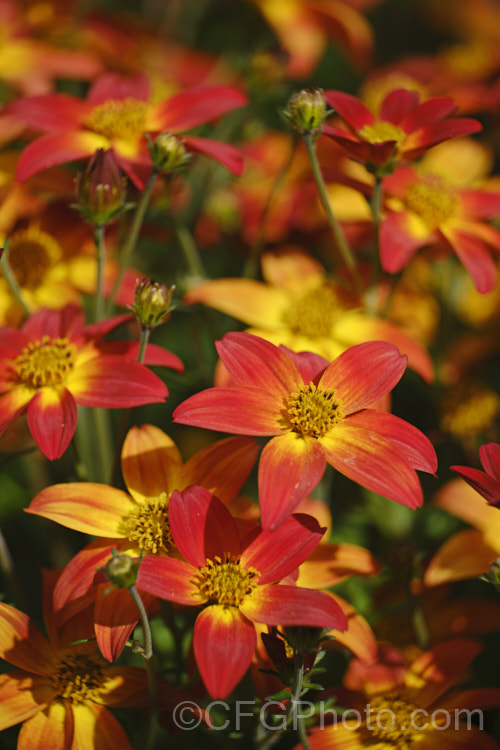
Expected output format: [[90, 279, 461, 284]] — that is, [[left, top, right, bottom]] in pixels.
[[148, 133, 192, 172], [283, 626, 327, 654], [284, 89, 327, 133], [487, 558, 500, 593], [132, 277, 175, 329], [104, 553, 139, 589], [74, 148, 127, 225]]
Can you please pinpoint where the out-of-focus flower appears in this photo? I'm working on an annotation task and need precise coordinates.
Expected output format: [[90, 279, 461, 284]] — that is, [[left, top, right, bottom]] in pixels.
[[0, 306, 174, 459], [440, 381, 500, 445], [173, 332, 437, 529], [323, 88, 481, 173], [185, 247, 434, 382], [451, 443, 500, 506], [380, 139, 500, 292], [26, 424, 259, 659], [7, 72, 247, 186], [299, 640, 500, 750], [136, 485, 348, 698]]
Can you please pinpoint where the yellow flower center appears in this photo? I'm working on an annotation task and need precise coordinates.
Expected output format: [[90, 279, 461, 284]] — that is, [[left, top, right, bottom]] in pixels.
[[404, 177, 460, 229], [196, 555, 259, 607], [7, 226, 62, 290], [441, 383, 500, 439], [366, 693, 426, 747], [86, 98, 149, 141], [358, 121, 406, 147], [118, 493, 173, 555], [50, 652, 105, 704], [13, 336, 76, 388], [442, 42, 494, 80], [283, 383, 344, 438], [281, 284, 341, 338]]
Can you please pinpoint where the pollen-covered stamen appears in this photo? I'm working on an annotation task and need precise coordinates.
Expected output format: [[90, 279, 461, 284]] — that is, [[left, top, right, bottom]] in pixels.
[[14, 336, 76, 388], [404, 176, 460, 229], [50, 651, 105, 704], [367, 693, 426, 747], [118, 492, 173, 555], [196, 555, 259, 607], [358, 120, 406, 148], [7, 226, 62, 289], [284, 383, 344, 438], [86, 98, 149, 141], [281, 284, 342, 338]]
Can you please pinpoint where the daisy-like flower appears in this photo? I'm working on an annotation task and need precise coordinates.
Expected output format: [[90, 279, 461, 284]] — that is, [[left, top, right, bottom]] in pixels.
[[136, 484, 348, 698], [185, 247, 434, 382], [0, 575, 149, 750], [451, 442, 500, 506], [0, 306, 178, 459], [26, 424, 259, 660], [7, 71, 247, 186], [173, 332, 437, 529], [300, 639, 500, 750], [379, 140, 500, 293], [323, 87, 481, 172]]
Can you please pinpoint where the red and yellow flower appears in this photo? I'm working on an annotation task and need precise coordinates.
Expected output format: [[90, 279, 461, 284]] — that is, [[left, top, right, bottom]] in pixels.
[[136, 485, 348, 698], [0, 306, 176, 459], [7, 71, 247, 185], [26, 424, 259, 660], [323, 87, 481, 171], [173, 332, 437, 529], [451, 442, 500, 506]]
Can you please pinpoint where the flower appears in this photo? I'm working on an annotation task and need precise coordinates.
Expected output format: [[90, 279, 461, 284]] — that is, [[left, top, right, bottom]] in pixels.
[[379, 139, 500, 292], [184, 247, 434, 382], [0, 306, 175, 459], [136, 484, 348, 698], [323, 87, 481, 173], [173, 332, 437, 529], [0, 575, 149, 749], [300, 640, 500, 750], [26, 424, 259, 660], [7, 71, 247, 186], [451, 443, 500, 506]]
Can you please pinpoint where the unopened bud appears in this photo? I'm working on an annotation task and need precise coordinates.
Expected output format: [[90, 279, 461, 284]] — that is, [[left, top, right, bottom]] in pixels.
[[283, 626, 327, 654], [132, 277, 175, 328], [284, 89, 327, 133], [104, 553, 139, 589], [148, 133, 192, 172], [74, 148, 127, 225]]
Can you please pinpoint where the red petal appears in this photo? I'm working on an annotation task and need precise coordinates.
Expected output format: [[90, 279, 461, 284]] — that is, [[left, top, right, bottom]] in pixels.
[[193, 605, 256, 698], [23, 306, 85, 341], [404, 117, 482, 159], [173, 386, 285, 435], [400, 96, 456, 130], [460, 190, 500, 218], [258, 433, 326, 530], [380, 210, 428, 272], [100, 341, 184, 372], [451, 465, 500, 505], [481, 443, 500, 483], [281, 348, 329, 384], [240, 513, 325, 583], [153, 86, 247, 132], [6, 94, 88, 131], [184, 135, 245, 175], [52, 541, 115, 620], [26, 387, 77, 460], [67, 356, 167, 407], [241, 584, 348, 630], [321, 422, 424, 508], [440, 227, 497, 293], [0, 388, 33, 435], [169, 487, 240, 566], [324, 91, 374, 130], [319, 341, 407, 414], [94, 585, 156, 663], [380, 88, 420, 124], [216, 331, 302, 393], [136, 556, 205, 605], [87, 72, 149, 104], [15, 131, 107, 182]]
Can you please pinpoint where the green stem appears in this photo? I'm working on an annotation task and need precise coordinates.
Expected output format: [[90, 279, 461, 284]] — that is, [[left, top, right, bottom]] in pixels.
[[93, 224, 106, 322], [174, 222, 205, 279], [243, 137, 297, 279], [90, 407, 114, 484], [0, 243, 30, 319], [368, 176, 384, 305], [128, 583, 158, 750], [108, 170, 158, 312], [137, 326, 151, 364], [303, 133, 363, 293]]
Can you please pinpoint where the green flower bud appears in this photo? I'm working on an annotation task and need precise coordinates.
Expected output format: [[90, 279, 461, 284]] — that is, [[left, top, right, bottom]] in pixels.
[[132, 277, 175, 329], [104, 553, 139, 589], [284, 89, 327, 133], [148, 132, 192, 172], [74, 148, 128, 225]]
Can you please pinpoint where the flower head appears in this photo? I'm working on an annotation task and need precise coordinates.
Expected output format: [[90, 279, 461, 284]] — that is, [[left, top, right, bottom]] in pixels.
[[173, 332, 437, 529]]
